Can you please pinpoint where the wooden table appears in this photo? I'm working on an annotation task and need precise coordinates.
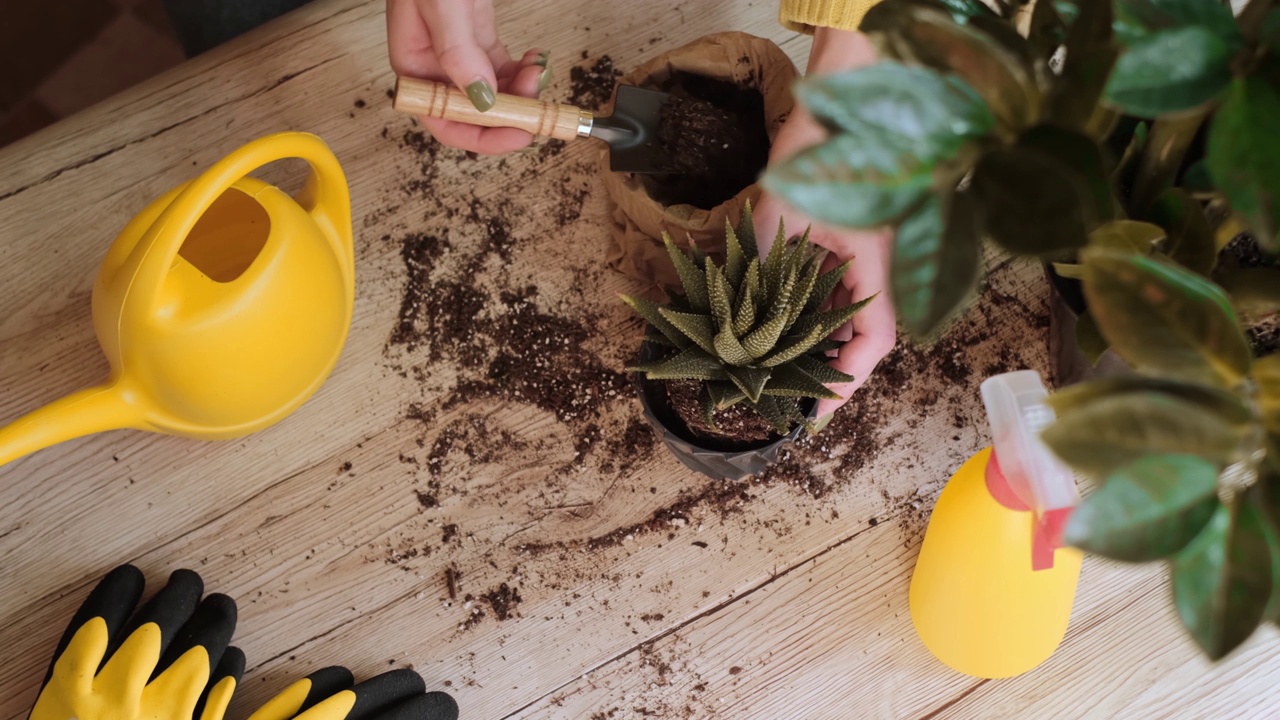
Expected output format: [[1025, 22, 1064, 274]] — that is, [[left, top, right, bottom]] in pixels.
[[1, 1, 1276, 718]]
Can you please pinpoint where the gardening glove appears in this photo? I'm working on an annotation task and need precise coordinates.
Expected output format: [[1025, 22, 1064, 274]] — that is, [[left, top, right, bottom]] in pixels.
[[30, 564, 244, 720], [249, 667, 457, 720]]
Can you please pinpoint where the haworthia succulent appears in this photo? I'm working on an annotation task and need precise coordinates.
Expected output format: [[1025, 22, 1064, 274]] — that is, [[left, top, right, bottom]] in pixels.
[[627, 213, 876, 436]]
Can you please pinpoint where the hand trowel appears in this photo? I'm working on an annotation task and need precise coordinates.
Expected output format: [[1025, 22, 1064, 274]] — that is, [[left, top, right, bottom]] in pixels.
[[392, 76, 670, 173]]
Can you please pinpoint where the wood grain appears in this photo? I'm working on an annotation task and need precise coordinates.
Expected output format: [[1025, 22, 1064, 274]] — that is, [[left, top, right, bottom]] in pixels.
[[393, 77, 588, 142], [0, 1, 1274, 719]]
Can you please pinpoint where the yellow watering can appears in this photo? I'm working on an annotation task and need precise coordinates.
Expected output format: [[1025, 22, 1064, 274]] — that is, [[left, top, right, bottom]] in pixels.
[[0, 132, 354, 467]]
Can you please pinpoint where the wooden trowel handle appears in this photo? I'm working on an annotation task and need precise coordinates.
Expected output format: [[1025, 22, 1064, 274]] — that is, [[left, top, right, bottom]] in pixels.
[[393, 77, 590, 142]]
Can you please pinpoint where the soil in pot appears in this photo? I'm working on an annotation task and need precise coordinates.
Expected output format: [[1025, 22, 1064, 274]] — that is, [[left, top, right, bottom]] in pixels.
[[642, 71, 770, 211], [664, 379, 778, 443], [1217, 234, 1280, 357]]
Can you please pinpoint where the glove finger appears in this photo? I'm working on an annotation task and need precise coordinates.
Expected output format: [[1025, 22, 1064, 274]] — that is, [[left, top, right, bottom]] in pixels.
[[46, 565, 144, 683], [153, 592, 236, 681], [345, 670, 427, 720], [376, 692, 459, 720], [247, 667, 355, 720], [107, 569, 203, 669], [193, 646, 244, 720]]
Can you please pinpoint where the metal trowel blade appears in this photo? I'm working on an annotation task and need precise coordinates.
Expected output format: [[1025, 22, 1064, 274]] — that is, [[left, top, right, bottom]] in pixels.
[[590, 85, 674, 174]]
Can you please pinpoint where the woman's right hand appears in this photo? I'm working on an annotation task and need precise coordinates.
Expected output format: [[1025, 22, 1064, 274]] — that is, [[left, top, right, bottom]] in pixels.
[[387, 0, 547, 154]]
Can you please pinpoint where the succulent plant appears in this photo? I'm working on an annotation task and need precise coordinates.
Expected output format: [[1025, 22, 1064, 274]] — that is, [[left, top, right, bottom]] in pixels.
[[622, 204, 873, 436]]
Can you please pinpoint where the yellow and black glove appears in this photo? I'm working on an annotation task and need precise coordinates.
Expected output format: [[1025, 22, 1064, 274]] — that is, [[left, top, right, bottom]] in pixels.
[[30, 564, 244, 720], [249, 668, 457, 720]]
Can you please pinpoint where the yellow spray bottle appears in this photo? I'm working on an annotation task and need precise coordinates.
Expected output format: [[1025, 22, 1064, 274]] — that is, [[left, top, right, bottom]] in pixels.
[[909, 370, 1082, 679]]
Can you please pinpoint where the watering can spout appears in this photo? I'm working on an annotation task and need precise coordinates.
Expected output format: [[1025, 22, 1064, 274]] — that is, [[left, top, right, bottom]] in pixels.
[[0, 385, 138, 467]]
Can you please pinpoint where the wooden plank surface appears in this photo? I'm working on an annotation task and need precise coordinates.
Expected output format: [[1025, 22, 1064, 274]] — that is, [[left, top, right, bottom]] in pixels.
[[1, 1, 1275, 719]]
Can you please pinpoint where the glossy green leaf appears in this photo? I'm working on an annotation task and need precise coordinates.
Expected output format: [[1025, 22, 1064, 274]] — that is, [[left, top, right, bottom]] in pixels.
[[1089, 219, 1166, 255], [1105, 27, 1234, 117], [1044, 391, 1245, 476], [762, 133, 934, 230], [1018, 124, 1117, 220], [1172, 493, 1273, 660], [796, 62, 995, 162], [971, 147, 1092, 254], [892, 192, 981, 338], [862, 0, 1042, 131], [1048, 374, 1254, 422], [1083, 250, 1253, 386], [663, 233, 709, 312], [1148, 189, 1217, 276], [1065, 454, 1220, 561], [1113, 0, 1242, 45], [628, 346, 726, 381], [1208, 77, 1280, 257]]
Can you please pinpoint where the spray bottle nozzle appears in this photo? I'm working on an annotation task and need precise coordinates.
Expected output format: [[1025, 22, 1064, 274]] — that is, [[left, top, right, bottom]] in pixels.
[[980, 371, 1080, 571]]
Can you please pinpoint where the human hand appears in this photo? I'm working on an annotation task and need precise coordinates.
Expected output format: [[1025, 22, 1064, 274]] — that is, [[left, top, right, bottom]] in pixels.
[[387, 0, 547, 154], [31, 565, 243, 720], [754, 28, 895, 418], [248, 667, 457, 720]]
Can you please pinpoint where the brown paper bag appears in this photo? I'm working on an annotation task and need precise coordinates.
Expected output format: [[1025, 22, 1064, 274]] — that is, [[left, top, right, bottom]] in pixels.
[[601, 32, 800, 288]]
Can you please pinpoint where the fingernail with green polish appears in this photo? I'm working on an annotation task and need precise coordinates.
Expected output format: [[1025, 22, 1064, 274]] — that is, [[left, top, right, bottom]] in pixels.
[[534, 50, 550, 68], [538, 64, 552, 92], [466, 79, 496, 112]]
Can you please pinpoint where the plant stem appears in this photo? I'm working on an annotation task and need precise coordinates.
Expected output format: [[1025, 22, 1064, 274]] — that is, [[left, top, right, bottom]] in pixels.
[[1238, 0, 1275, 45], [1132, 111, 1209, 215]]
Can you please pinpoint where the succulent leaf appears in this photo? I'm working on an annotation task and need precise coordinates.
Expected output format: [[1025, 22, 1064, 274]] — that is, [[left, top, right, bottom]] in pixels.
[[787, 256, 823, 328], [658, 308, 717, 355], [621, 294, 691, 349], [763, 363, 844, 399], [715, 325, 755, 366], [733, 268, 759, 337], [706, 261, 735, 333], [737, 200, 759, 261], [727, 365, 773, 404], [791, 294, 877, 339], [707, 380, 747, 409], [793, 354, 855, 385], [628, 346, 727, 381], [755, 396, 794, 435], [805, 259, 853, 314], [700, 387, 719, 430], [725, 220, 747, 286], [664, 232, 710, 311], [759, 326, 829, 368]]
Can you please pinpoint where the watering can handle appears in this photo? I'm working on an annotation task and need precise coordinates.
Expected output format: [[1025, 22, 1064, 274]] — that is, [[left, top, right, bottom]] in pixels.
[[126, 132, 352, 314]]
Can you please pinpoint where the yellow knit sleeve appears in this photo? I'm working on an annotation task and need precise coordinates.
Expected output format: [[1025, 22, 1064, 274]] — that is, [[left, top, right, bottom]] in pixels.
[[779, 0, 879, 33]]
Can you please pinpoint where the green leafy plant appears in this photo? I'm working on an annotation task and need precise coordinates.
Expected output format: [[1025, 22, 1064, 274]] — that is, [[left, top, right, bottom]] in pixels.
[[1044, 249, 1280, 659], [758, 0, 1280, 660], [622, 206, 873, 435], [762, 0, 1280, 341]]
